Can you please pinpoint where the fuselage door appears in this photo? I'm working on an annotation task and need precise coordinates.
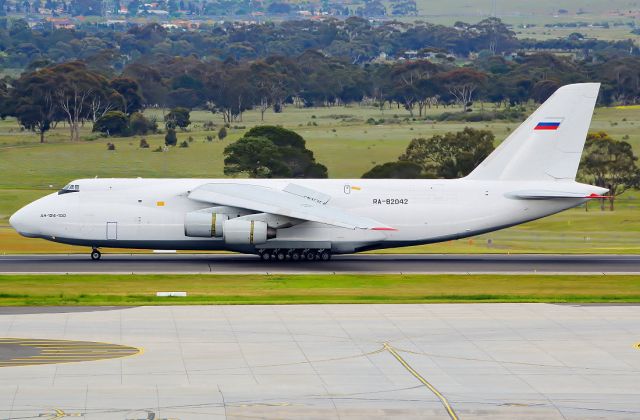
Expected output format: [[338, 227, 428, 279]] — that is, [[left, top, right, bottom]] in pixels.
[[106, 222, 118, 240]]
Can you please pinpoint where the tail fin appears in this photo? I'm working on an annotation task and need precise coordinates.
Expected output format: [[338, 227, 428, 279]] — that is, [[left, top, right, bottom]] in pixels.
[[467, 83, 600, 182]]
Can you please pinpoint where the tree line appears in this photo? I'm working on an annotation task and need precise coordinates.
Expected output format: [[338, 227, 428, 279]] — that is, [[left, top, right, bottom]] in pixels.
[[2, 16, 640, 123], [3, 46, 640, 143], [0, 61, 148, 142], [2, 17, 518, 68], [132, 49, 639, 109], [1, 16, 637, 69]]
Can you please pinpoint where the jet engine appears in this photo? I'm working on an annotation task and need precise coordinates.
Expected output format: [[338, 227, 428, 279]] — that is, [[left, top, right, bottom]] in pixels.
[[185, 208, 281, 243], [223, 219, 276, 245], [184, 212, 229, 237]]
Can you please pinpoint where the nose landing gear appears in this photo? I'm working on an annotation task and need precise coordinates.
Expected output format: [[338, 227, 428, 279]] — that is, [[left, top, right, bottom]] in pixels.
[[90, 248, 101, 261]]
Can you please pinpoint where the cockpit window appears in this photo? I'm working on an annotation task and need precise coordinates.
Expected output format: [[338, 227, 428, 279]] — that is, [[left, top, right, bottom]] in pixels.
[[58, 184, 80, 195]]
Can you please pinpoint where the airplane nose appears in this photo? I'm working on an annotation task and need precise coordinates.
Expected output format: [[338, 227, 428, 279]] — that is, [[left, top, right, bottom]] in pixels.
[[10, 208, 25, 232], [9, 206, 39, 238], [9, 209, 22, 230]]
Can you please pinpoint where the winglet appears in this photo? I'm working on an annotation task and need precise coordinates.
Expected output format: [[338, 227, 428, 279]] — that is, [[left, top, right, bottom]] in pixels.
[[586, 193, 610, 199]]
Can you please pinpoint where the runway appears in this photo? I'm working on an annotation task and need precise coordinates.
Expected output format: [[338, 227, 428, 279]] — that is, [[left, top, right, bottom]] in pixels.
[[1, 304, 639, 419], [1, 253, 640, 274]]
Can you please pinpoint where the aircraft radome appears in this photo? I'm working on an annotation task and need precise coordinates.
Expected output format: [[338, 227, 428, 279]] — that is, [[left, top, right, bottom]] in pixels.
[[10, 83, 608, 262]]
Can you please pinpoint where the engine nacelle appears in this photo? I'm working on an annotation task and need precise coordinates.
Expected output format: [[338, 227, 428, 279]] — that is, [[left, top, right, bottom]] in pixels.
[[184, 212, 228, 237], [224, 219, 275, 245]]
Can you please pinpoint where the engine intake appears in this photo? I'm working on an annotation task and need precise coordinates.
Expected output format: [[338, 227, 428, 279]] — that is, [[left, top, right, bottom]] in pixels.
[[184, 212, 228, 237]]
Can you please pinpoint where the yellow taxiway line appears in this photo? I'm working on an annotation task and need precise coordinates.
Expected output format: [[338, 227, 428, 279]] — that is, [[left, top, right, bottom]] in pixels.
[[384, 342, 458, 420]]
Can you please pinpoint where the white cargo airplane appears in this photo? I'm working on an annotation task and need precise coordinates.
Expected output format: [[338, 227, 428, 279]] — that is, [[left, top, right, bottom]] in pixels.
[[10, 83, 608, 261]]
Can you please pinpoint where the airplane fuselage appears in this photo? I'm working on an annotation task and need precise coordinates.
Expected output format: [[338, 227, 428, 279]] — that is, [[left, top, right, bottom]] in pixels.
[[10, 177, 597, 254]]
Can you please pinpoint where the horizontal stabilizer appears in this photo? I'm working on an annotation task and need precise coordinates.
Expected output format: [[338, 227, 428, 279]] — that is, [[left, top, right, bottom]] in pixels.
[[507, 186, 609, 200]]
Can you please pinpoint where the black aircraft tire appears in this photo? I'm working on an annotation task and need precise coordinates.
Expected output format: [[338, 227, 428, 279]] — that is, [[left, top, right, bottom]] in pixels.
[[90, 250, 101, 261]]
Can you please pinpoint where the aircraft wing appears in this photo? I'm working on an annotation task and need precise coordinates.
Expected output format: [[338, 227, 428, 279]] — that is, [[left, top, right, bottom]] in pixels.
[[188, 183, 393, 230]]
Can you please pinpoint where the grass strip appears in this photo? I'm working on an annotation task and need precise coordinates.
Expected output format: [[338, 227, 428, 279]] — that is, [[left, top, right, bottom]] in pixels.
[[0, 274, 639, 305]]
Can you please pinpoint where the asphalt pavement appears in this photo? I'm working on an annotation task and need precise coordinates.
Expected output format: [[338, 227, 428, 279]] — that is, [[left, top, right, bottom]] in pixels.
[[0, 253, 639, 274]]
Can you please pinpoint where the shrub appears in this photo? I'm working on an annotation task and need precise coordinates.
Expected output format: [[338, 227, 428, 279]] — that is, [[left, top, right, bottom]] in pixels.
[[129, 112, 157, 135], [165, 128, 177, 146], [218, 126, 227, 140], [139, 138, 149, 148], [224, 126, 328, 178], [164, 107, 191, 129], [179, 140, 189, 148], [106, 142, 116, 151], [244, 125, 306, 148], [93, 111, 129, 136], [362, 161, 423, 179], [206, 135, 214, 142]]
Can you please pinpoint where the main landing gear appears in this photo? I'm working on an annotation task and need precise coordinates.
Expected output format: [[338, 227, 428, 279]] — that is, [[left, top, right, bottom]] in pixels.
[[258, 249, 331, 262], [90, 248, 101, 261]]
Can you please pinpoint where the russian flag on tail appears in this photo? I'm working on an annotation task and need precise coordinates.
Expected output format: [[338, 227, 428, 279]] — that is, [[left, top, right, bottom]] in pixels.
[[534, 118, 563, 131]]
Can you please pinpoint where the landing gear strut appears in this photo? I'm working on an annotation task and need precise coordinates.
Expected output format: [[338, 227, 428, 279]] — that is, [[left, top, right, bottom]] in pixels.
[[90, 248, 101, 261], [258, 249, 331, 263]]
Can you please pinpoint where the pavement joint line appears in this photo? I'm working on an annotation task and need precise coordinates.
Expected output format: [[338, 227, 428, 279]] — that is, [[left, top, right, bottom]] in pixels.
[[383, 342, 458, 420]]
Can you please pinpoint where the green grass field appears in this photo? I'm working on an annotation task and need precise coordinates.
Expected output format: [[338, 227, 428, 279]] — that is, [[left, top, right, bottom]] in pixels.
[[0, 103, 638, 254], [0, 274, 638, 305]]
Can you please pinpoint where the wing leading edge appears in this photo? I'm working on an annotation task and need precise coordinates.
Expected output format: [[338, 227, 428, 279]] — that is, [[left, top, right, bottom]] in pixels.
[[187, 183, 393, 230]]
